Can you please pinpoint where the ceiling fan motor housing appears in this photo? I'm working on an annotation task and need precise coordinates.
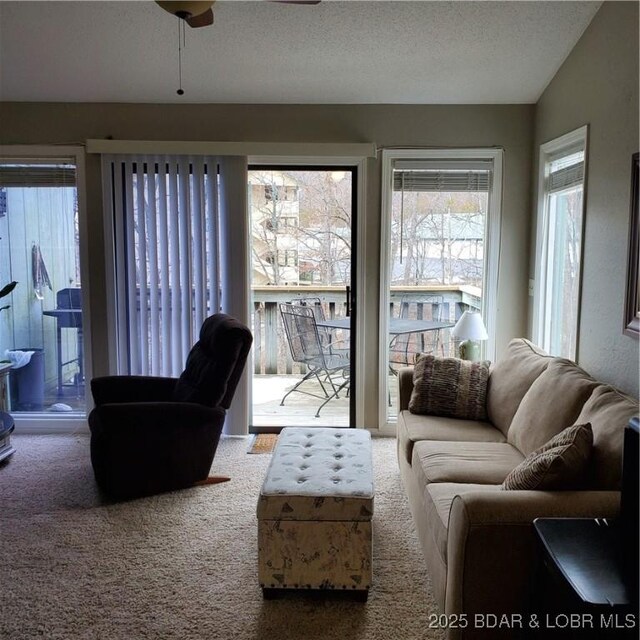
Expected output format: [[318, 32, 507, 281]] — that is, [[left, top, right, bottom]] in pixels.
[[156, 1, 215, 20]]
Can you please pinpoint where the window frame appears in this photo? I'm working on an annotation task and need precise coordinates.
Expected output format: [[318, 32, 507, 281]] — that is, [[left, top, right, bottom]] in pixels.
[[533, 125, 589, 360], [0, 144, 92, 433], [379, 148, 503, 432], [249, 156, 367, 430]]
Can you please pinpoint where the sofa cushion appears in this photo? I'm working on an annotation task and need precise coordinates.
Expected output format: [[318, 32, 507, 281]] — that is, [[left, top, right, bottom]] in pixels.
[[423, 483, 502, 562], [486, 338, 553, 436], [397, 410, 506, 465], [574, 385, 639, 489], [412, 441, 524, 486], [503, 423, 593, 490], [409, 355, 490, 420], [507, 359, 599, 456]]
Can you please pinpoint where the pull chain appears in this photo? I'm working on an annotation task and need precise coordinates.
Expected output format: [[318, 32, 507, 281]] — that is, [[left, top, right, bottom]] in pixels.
[[177, 19, 185, 96]]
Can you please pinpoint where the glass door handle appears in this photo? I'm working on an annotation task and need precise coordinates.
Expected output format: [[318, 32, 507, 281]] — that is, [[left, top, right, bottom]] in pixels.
[[345, 285, 351, 317]]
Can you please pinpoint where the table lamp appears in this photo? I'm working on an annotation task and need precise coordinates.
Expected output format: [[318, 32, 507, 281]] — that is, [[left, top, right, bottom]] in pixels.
[[451, 311, 488, 361]]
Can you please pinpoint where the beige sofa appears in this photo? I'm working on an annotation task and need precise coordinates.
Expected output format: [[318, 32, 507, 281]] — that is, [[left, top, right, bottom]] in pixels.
[[397, 338, 638, 640]]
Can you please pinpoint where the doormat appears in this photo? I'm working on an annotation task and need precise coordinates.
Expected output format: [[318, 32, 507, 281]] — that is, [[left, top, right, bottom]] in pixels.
[[248, 433, 278, 454]]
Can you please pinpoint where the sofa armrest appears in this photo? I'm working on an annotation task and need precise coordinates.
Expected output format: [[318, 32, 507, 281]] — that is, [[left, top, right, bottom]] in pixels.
[[91, 376, 179, 406], [444, 489, 620, 639], [398, 367, 414, 411]]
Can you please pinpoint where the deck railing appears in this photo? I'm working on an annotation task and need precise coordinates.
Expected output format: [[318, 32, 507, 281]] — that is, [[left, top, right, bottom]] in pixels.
[[251, 285, 481, 375]]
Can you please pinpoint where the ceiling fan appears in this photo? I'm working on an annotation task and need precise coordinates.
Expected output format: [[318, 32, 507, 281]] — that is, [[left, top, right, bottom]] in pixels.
[[156, 0, 320, 29]]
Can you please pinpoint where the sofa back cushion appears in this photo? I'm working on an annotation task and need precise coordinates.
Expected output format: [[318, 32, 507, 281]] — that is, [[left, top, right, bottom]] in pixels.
[[574, 385, 638, 489], [507, 359, 599, 456], [486, 339, 553, 436]]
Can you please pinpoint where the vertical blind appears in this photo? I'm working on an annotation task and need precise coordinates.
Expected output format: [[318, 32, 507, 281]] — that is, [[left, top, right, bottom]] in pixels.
[[106, 155, 220, 377]]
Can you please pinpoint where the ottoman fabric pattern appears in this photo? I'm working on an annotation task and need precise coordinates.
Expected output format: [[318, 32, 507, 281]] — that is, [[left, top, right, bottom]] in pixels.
[[259, 520, 372, 590], [257, 427, 374, 595]]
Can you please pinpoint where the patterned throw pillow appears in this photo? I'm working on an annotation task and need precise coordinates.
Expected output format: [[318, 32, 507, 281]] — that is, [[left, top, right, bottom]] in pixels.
[[408, 354, 490, 420], [502, 423, 593, 490]]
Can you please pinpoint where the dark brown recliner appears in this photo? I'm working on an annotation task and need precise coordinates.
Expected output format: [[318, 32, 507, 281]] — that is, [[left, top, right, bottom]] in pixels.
[[89, 313, 253, 499]]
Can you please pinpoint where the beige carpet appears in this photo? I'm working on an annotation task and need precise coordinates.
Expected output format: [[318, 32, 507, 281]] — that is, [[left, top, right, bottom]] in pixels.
[[1, 434, 444, 640]]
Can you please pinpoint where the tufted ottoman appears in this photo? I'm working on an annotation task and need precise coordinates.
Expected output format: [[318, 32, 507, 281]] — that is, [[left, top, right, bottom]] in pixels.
[[257, 427, 374, 600]]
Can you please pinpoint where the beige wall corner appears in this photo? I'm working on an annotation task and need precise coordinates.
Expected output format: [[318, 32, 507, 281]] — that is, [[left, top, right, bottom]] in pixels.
[[531, 0, 640, 397]]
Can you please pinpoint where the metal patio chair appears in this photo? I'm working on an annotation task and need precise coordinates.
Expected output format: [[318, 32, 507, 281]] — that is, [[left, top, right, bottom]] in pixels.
[[388, 295, 445, 373], [279, 302, 350, 417], [290, 296, 350, 357]]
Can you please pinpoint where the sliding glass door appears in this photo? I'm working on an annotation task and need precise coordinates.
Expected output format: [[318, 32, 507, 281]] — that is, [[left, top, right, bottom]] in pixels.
[[0, 157, 87, 418], [248, 166, 356, 430], [103, 154, 250, 435]]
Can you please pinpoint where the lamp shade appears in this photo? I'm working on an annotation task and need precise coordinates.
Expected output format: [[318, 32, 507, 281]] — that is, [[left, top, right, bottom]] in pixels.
[[451, 311, 488, 341]]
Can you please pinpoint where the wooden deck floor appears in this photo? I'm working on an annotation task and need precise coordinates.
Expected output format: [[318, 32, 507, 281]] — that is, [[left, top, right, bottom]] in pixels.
[[251, 374, 399, 428]]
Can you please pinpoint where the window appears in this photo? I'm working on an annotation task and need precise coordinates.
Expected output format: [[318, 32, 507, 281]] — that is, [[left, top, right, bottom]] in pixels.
[[534, 126, 588, 360], [0, 151, 88, 421], [380, 149, 503, 425], [264, 215, 298, 232]]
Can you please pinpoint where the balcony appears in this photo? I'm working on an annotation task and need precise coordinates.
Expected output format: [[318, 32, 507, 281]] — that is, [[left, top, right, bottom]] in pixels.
[[251, 285, 480, 427]]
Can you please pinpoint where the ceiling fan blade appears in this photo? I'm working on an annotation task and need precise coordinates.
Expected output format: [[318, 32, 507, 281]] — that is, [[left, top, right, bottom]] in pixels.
[[186, 8, 214, 27]]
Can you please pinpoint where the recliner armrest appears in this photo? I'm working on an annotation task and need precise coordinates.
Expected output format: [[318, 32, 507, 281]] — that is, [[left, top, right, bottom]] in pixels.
[[89, 402, 225, 434], [91, 376, 179, 406]]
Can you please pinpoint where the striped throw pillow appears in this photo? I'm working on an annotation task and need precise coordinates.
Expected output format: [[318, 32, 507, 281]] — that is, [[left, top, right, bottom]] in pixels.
[[502, 423, 593, 490], [408, 354, 490, 420]]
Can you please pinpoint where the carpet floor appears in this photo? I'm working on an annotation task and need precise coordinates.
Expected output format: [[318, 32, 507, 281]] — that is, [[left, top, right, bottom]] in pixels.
[[1, 434, 444, 640]]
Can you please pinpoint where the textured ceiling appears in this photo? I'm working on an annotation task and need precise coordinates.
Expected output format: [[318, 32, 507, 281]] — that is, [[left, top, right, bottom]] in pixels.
[[0, 0, 601, 104]]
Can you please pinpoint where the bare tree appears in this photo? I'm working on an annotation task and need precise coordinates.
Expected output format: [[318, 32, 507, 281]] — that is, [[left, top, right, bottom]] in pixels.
[[390, 189, 487, 287], [249, 170, 353, 286]]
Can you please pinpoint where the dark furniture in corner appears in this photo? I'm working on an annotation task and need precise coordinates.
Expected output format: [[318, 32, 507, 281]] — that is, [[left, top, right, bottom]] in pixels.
[[530, 418, 639, 638], [88, 313, 252, 499]]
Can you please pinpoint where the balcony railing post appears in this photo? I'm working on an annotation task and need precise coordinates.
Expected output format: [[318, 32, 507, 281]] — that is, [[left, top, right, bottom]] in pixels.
[[265, 301, 279, 374], [253, 301, 262, 375]]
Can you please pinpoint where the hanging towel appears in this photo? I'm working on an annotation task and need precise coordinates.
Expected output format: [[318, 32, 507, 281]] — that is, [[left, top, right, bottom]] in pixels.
[[32, 243, 53, 300]]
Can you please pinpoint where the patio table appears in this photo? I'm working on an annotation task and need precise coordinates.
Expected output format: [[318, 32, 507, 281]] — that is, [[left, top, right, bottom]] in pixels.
[[317, 317, 454, 335]]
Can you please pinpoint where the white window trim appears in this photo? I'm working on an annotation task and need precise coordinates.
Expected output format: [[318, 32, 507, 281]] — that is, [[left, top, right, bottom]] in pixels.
[[250, 155, 367, 430], [88, 140, 376, 158], [379, 148, 503, 434], [0, 145, 92, 433], [533, 126, 588, 359]]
